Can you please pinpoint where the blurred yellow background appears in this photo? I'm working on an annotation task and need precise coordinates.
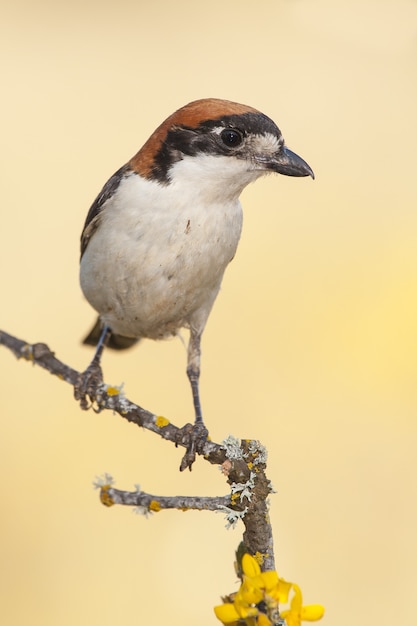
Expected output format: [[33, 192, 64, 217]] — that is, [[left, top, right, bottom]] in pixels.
[[1, 1, 416, 624]]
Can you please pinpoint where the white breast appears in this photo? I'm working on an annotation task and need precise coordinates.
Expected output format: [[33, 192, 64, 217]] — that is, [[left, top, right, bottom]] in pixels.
[[80, 170, 244, 339]]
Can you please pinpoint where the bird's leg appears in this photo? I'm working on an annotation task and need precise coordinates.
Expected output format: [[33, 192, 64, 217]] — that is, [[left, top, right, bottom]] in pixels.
[[186, 327, 204, 424], [75, 324, 111, 409], [90, 324, 111, 366], [177, 329, 209, 471], [187, 361, 202, 424]]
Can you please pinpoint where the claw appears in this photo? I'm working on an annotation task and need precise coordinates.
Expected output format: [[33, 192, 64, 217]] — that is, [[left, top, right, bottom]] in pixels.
[[76, 323, 110, 409], [74, 360, 104, 410], [176, 421, 209, 471]]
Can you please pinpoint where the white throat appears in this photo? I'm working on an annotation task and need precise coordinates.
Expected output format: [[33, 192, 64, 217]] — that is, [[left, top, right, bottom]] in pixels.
[[167, 153, 266, 204]]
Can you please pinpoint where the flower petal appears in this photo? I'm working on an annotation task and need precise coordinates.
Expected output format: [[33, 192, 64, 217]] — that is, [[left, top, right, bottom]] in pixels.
[[236, 603, 259, 619], [239, 583, 263, 605], [242, 554, 261, 577], [260, 571, 279, 590], [301, 605, 325, 621], [280, 610, 298, 626], [257, 613, 272, 626], [290, 583, 303, 611], [214, 603, 240, 623], [273, 578, 292, 603]]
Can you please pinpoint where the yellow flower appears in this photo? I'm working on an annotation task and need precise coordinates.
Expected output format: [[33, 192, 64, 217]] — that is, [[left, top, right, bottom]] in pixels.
[[239, 554, 289, 605], [280, 583, 325, 626], [214, 554, 288, 625], [214, 554, 324, 626]]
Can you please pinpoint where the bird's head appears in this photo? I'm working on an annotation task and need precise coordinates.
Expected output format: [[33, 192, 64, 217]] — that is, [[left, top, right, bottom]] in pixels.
[[130, 98, 313, 201]]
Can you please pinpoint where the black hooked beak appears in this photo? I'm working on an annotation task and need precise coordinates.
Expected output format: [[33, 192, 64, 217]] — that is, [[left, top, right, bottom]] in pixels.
[[267, 146, 314, 179]]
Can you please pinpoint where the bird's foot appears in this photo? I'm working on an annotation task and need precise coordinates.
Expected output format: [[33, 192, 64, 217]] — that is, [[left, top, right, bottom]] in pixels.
[[74, 360, 104, 410], [176, 421, 209, 471]]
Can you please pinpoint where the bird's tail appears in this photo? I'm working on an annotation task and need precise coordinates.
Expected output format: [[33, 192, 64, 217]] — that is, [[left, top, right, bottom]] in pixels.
[[82, 318, 140, 350]]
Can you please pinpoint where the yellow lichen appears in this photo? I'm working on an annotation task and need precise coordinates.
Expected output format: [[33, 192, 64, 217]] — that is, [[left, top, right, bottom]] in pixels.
[[231, 493, 239, 506], [253, 552, 267, 567], [100, 485, 115, 507], [155, 415, 170, 428], [106, 386, 120, 396], [149, 500, 161, 512], [21, 345, 34, 361]]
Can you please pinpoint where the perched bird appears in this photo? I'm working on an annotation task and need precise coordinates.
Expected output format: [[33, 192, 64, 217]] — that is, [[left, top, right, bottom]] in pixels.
[[78, 98, 313, 466]]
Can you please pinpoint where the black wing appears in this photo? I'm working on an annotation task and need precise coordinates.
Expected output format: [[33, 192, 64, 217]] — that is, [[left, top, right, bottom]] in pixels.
[[80, 163, 131, 259]]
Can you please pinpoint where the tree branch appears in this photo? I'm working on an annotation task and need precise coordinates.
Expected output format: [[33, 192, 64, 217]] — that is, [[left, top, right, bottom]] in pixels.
[[0, 329, 275, 570]]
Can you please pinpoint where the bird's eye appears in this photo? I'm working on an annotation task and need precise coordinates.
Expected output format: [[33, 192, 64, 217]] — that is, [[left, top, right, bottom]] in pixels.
[[220, 128, 243, 148]]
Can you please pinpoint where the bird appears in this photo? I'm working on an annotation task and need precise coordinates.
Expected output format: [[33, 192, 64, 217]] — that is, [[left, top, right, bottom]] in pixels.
[[77, 97, 313, 468]]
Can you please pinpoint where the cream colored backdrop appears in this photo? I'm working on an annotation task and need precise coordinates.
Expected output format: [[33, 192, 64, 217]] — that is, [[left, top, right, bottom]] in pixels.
[[1, 1, 416, 625]]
